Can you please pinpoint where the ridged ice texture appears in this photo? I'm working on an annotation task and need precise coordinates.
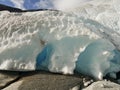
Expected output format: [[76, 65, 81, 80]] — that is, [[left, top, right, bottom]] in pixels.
[[0, 0, 120, 80]]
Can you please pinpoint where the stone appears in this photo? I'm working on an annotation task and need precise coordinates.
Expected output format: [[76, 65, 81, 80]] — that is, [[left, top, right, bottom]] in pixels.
[[0, 71, 19, 89], [83, 81, 120, 90], [3, 81, 23, 90], [3, 71, 87, 90]]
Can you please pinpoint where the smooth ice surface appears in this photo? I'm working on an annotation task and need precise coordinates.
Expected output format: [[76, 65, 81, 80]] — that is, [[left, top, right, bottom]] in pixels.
[[0, 0, 120, 79]]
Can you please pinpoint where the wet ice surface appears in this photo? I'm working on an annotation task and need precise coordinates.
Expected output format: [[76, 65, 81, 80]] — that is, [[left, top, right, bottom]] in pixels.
[[0, 0, 120, 80]]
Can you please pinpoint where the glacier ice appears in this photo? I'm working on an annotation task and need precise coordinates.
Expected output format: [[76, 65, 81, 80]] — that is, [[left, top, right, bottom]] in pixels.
[[0, 0, 120, 80], [76, 39, 120, 79]]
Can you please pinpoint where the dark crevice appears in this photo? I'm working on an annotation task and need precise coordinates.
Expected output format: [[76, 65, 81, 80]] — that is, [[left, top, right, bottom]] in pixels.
[[103, 71, 120, 84], [0, 74, 21, 89], [0, 70, 35, 89], [116, 71, 120, 79]]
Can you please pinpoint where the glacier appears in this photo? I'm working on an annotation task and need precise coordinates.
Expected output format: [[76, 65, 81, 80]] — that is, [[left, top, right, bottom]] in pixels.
[[0, 0, 120, 80]]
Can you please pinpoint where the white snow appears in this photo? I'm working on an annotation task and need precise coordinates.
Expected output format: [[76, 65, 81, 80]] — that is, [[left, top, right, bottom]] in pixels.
[[0, 0, 120, 80]]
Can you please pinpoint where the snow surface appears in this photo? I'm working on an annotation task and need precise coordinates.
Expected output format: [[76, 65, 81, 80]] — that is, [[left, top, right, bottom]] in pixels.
[[0, 0, 120, 80]]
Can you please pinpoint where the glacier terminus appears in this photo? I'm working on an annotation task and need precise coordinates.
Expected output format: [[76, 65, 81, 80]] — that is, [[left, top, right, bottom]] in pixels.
[[0, 0, 120, 80]]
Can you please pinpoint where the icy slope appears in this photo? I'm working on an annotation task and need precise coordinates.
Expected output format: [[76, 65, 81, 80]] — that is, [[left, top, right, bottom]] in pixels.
[[0, 0, 120, 80]]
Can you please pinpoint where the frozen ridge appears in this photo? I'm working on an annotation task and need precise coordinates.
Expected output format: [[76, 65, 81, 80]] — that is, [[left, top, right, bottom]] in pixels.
[[0, 0, 120, 80]]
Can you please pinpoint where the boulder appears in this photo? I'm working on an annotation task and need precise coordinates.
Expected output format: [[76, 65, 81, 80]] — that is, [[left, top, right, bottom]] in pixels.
[[3, 71, 89, 90], [83, 81, 120, 90], [0, 71, 19, 89]]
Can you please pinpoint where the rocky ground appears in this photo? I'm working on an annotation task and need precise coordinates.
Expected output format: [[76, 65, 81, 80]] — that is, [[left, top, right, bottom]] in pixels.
[[0, 71, 87, 90], [0, 70, 119, 90]]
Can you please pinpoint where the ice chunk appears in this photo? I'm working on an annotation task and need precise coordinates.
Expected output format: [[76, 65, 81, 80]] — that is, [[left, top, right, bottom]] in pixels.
[[76, 39, 120, 79], [37, 36, 96, 74]]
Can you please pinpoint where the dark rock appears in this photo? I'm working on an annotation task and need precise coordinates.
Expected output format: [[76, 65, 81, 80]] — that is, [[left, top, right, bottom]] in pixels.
[[0, 4, 58, 13], [0, 4, 22, 12], [19, 72, 84, 90], [3, 71, 89, 90], [2, 71, 120, 90]]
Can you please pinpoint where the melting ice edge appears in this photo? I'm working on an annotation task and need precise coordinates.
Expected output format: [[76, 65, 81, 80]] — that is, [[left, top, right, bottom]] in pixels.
[[0, 0, 120, 80]]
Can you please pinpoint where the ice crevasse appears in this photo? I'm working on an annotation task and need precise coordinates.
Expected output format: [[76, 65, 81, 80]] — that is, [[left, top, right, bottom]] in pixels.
[[0, 0, 120, 80]]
